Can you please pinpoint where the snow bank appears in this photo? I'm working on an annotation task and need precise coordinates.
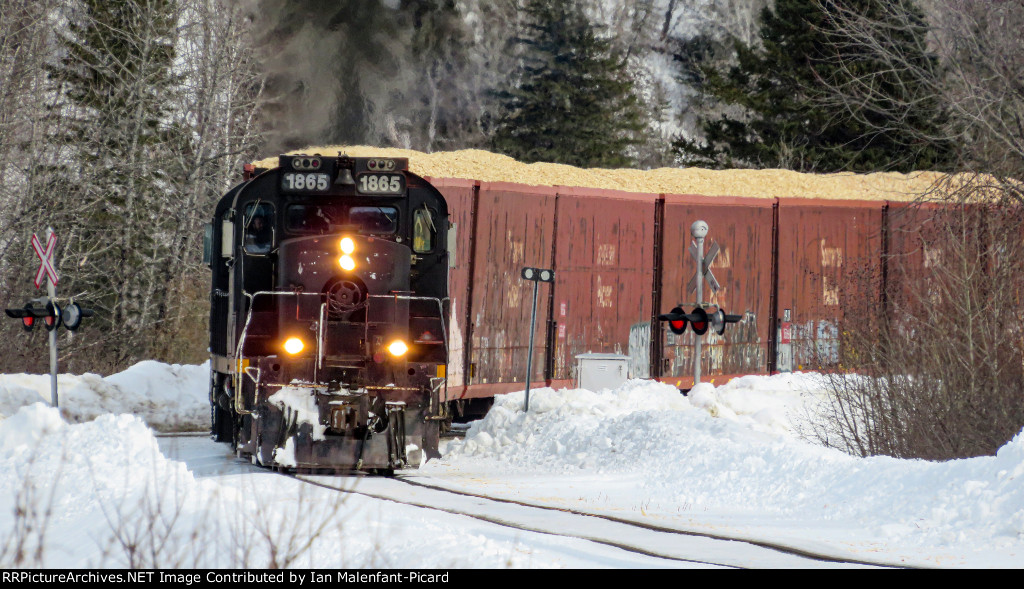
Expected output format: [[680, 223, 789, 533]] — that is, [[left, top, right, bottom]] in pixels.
[[0, 361, 209, 432], [0, 403, 206, 567], [436, 377, 1024, 566], [0, 404, 660, 568]]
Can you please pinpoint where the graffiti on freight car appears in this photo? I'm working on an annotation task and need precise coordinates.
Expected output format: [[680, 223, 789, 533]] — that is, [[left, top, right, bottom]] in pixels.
[[786, 320, 839, 368], [448, 301, 465, 388], [816, 320, 839, 364], [596, 275, 613, 308], [597, 244, 616, 265], [705, 329, 725, 373], [555, 341, 568, 377], [508, 231, 524, 264], [505, 284, 521, 308], [628, 321, 650, 379], [820, 239, 843, 267], [823, 276, 840, 306], [711, 245, 731, 269], [662, 312, 764, 377]]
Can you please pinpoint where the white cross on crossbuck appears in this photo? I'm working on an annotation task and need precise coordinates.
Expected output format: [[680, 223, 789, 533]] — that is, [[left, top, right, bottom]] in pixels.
[[31, 231, 59, 289]]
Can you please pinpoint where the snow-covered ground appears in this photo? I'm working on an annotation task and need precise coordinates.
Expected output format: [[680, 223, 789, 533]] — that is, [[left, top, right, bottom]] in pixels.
[[0, 361, 209, 432], [0, 362, 1021, 567]]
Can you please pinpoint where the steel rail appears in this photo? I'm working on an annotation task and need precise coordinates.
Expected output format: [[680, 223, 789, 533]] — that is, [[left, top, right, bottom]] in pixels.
[[385, 475, 915, 569], [289, 473, 913, 569], [292, 473, 736, 569]]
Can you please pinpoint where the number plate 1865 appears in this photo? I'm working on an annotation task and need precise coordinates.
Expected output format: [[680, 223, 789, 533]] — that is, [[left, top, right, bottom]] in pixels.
[[282, 172, 329, 192], [357, 173, 405, 196]]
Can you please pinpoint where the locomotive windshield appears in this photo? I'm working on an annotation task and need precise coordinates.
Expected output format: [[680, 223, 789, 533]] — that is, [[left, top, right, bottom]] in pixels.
[[243, 202, 274, 254], [286, 204, 398, 235]]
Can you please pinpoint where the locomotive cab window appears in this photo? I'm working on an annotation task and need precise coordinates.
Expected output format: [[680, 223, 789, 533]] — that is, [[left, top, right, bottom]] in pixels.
[[243, 202, 274, 254], [287, 204, 398, 235], [412, 207, 436, 253]]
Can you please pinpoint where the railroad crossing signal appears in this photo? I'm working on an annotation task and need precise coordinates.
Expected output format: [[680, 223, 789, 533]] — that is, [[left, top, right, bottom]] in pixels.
[[659, 306, 741, 336], [4, 228, 93, 409], [657, 220, 744, 386], [4, 300, 93, 332]]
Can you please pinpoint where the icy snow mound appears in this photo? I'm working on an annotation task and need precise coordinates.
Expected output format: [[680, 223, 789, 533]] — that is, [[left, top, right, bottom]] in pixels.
[[0, 403, 191, 493], [445, 375, 824, 467], [0, 361, 209, 432], [441, 378, 1024, 554], [0, 404, 208, 567], [686, 372, 831, 434], [443, 378, 800, 474]]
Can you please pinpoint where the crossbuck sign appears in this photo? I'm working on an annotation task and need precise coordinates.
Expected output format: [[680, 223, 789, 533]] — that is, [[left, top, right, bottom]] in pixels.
[[687, 240, 720, 295], [31, 231, 59, 289]]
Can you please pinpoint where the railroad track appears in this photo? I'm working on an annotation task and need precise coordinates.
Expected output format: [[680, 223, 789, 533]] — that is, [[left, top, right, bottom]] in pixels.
[[295, 472, 906, 569], [157, 434, 912, 568]]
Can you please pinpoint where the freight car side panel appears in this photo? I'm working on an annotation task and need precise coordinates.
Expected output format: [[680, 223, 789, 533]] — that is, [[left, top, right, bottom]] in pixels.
[[884, 202, 950, 321], [468, 183, 556, 387], [550, 187, 657, 381], [659, 195, 775, 379], [426, 177, 477, 392], [775, 199, 884, 369]]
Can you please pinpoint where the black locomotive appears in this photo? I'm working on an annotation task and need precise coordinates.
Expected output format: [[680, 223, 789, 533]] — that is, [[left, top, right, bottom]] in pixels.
[[204, 154, 452, 473]]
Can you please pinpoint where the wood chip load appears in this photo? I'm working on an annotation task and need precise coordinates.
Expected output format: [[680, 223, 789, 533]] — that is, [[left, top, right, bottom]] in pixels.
[[252, 146, 951, 202]]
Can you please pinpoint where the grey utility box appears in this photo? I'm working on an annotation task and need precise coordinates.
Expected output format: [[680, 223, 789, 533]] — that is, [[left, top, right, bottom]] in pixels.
[[575, 353, 630, 391]]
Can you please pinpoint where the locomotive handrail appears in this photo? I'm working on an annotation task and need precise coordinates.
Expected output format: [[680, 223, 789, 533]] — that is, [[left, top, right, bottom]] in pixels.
[[234, 290, 324, 414], [364, 294, 450, 404], [317, 301, 327, 375], [364, 295, 452, 350]]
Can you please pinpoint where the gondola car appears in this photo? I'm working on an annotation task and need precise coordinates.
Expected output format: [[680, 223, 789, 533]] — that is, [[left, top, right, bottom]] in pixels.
[[204, 154, 453, 473]]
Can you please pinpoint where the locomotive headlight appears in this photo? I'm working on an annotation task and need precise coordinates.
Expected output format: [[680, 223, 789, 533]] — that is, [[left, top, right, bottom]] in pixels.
[[387, 340, 408, 357], [339, 255, 356, 271], [284, 337, 305, 355], [339, 236, 355, 254]]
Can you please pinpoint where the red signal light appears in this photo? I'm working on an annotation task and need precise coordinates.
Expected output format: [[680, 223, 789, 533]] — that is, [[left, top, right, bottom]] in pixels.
[[689, 307, 709, 335], [659, 305, 737, 335], [663, 306, 687, 335], [22, 316, 34, 330], [43, 301, 61, 331]]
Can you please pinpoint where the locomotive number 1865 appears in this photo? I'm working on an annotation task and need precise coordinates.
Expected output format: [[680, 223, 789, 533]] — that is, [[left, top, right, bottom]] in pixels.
[[282, 172, 329, 192], [357, 173, 405, 195]]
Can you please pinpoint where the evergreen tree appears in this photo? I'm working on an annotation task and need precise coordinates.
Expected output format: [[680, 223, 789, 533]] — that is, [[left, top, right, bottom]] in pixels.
[[674, 0, 954, 173], [490, 0, 648, 168]]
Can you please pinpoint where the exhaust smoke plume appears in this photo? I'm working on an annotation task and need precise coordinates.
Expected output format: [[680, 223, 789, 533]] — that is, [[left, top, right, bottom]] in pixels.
[[248, 0, 507, 154]]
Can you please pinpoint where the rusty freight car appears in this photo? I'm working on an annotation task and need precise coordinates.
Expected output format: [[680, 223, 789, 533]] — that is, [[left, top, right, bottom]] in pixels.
[[246, 147, 945, 415]]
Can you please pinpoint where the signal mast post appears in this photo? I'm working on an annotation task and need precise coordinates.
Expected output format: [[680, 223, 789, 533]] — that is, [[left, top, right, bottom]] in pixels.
[[34, 228, 60, 408], [524, 279, 539, 411], [690, 221, 707, 385], [46, 260, 58, 408], [520, 266, 555, 412]]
